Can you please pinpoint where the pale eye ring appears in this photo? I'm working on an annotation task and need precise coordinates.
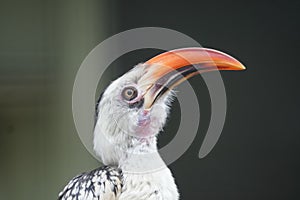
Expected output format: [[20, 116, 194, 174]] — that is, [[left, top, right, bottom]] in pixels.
[[121, 86, 138, 101]]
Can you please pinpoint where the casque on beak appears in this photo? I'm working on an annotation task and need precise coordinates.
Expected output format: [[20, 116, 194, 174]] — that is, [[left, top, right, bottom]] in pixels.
[[139, 47, 246, 109]]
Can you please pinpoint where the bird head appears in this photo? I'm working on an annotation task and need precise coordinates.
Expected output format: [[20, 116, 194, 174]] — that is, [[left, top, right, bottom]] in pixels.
[[94, 48, 245, 165]]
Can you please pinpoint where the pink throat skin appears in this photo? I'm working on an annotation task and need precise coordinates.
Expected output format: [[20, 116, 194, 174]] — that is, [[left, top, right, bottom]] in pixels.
[[135, 109, 155, 138]]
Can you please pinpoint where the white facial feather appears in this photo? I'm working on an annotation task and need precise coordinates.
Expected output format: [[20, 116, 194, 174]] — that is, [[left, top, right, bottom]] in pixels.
[[93, 64, 174, 166]]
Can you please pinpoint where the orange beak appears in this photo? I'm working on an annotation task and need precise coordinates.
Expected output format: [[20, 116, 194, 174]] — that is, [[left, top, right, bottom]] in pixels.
[[140, 47, 246, 109]]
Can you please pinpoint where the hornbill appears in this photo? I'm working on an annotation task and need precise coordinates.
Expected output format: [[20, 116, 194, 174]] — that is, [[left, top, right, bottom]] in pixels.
[[59, 47, 245, 199]]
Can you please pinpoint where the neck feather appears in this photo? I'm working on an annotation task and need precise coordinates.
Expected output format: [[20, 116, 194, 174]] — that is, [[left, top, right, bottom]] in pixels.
[[94, 130, 166, 172]]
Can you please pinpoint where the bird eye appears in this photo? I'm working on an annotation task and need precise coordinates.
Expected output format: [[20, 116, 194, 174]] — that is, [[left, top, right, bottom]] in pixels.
[[122, 86, 138, 101]]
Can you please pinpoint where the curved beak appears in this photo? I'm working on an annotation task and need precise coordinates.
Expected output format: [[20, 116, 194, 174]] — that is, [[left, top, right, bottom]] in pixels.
[[140, 47, 246, 109]]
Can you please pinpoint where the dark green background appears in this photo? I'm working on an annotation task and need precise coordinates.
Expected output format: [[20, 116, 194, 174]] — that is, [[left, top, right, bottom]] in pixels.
[[0, 0, 299, 199]]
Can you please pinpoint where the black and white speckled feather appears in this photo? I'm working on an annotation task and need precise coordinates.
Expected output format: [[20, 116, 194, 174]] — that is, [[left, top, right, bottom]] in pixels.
[[58, 166, 123, 200]]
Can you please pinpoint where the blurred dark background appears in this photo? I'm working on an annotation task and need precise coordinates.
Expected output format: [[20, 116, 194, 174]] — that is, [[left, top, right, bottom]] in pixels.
[[0, 0, 299, 199]]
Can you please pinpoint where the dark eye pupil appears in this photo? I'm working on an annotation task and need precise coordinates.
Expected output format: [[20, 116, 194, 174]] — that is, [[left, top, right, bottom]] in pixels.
[[122, 86, 138, 101], [127, 90, 133, 96]]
